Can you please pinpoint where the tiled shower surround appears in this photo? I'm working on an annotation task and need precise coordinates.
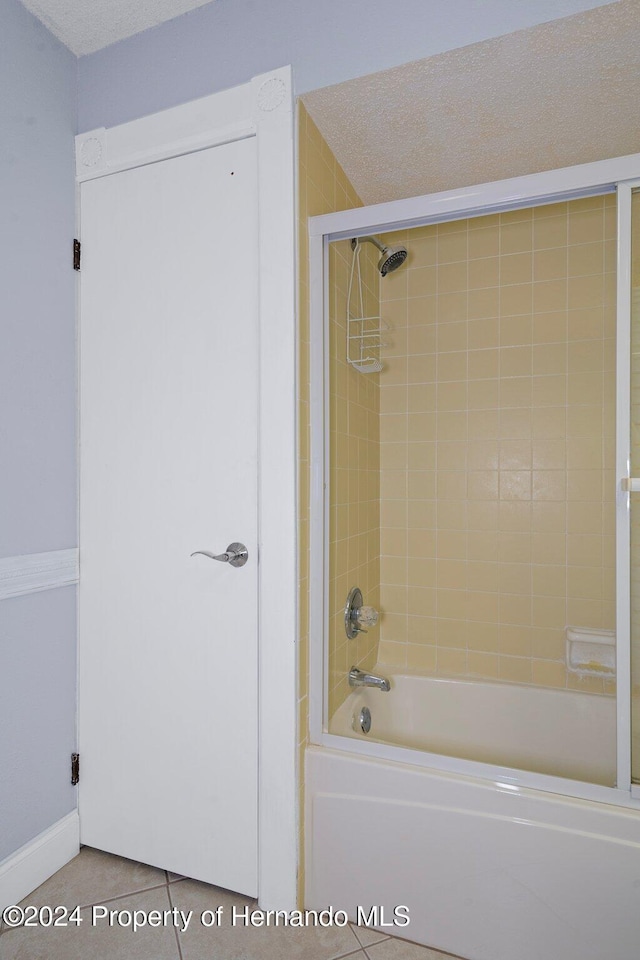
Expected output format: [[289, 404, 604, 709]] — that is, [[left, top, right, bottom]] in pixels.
[[327, 238, 381, 715], [375, 197, 616, 693], [298, 104, 382, 721]]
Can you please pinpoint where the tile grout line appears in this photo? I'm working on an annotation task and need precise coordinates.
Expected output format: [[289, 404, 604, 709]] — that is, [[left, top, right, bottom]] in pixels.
[[361, 937, 392, 949], [346, 924, 388, 956], [78, 879, 172, 910], [347, 926, 391, 958], [349, 924, 391, 951], [165, 871, 184, 960], [0, 879, 173, 938]]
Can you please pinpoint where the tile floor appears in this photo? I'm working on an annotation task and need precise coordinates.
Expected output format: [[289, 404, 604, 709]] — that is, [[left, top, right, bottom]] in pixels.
[[0, 847, 466, 960]]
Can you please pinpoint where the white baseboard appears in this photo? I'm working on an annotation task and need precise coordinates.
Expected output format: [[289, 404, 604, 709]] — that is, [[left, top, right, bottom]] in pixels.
[[0, 811, 79, 910]]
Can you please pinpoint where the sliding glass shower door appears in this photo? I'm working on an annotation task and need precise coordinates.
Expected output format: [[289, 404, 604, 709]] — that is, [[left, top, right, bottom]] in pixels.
[[310, 154, 640, 803], [630, 188, 640, 784]]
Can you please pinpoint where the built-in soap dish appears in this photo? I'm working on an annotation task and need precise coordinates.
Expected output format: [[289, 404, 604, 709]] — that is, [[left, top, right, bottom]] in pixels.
[[566, 626, 616, 679]]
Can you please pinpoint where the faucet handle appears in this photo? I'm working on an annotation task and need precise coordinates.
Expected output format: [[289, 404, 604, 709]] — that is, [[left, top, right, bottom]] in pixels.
[[345, 587, 379, 639], [358, 605, 378, 628]]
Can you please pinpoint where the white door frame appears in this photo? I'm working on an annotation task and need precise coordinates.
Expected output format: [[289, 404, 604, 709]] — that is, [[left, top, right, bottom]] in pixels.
[[75, 66, 297, 909]]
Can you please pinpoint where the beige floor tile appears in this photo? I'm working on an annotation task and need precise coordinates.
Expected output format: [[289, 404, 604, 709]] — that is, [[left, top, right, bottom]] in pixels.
[[15, 847, 166, 912], [364, 938, 465, 960], [349, 922, 391, 948], [171, 878, 364, 960], [0, 887, 180, 960]]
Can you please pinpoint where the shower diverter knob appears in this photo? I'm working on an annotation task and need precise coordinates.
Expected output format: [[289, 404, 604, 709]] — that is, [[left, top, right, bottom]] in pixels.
[[358, 605, 379, 628], [344, 586, 379, 639]]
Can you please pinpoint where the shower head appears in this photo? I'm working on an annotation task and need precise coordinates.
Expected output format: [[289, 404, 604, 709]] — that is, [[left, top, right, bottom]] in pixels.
[[352, 236, 408, 276], [378, 245, 408, 276]]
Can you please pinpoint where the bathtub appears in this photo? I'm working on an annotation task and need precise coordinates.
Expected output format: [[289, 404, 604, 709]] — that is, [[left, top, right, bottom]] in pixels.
[[306, 674, 640, 960], [330, 674, 616, 785]]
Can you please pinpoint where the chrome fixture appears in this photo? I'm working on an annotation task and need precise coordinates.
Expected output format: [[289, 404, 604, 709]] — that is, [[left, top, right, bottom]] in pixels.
[[345, 586, 379, 639], [190, 542, 248, 567], [351, 235, 408, 277], [354, 706, 372, 735], [349, 666, 390, 692]]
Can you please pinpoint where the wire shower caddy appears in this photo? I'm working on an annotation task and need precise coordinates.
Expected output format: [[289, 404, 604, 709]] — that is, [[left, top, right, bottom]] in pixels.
[[346, 239, 389, 374]]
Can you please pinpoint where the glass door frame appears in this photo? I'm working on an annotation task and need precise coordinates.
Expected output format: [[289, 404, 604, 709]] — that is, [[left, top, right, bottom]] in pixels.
[[619, 179, 640, 800], [308, 153, 640, 808]]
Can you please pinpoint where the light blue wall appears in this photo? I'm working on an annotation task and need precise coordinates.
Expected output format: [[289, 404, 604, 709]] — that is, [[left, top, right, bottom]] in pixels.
[[78, 0, 618, 132], [0, 0, 77, 861], [1, 591, 77, 860], [1, 0, 77, 557]]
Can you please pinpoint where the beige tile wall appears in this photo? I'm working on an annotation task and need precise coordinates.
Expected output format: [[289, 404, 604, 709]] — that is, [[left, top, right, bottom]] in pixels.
[[377, 197, 617, 694], [327, 238, 381, 716], [297, 103, 378, 899]]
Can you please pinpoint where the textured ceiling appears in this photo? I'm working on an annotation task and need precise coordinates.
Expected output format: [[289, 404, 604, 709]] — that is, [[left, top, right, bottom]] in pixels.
[[20, 0, 216, 55], [301, 0, 640, 205]]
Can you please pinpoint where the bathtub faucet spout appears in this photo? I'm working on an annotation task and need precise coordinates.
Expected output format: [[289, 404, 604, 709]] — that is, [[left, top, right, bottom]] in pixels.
[[349, 666, 390, 692]]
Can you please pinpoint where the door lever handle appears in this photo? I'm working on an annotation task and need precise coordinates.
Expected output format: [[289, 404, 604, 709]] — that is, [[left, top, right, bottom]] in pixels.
[[622, 478, 640, 492], [191, 542, 248, 568]]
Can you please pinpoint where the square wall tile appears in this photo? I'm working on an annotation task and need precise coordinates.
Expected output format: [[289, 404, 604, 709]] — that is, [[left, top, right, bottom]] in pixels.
[[345, 197, 618, 703]]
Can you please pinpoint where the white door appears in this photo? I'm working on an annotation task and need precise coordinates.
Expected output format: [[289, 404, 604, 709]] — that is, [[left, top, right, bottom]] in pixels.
[[78, 137, 259, 896]]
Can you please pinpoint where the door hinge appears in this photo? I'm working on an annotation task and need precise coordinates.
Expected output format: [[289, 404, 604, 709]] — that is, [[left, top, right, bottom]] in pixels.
[[71, 752, 80, 785], [73, 239, 81, 271]]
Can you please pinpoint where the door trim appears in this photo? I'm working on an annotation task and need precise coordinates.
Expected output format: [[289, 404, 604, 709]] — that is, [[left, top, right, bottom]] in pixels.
[[75, 66, 297, 910]]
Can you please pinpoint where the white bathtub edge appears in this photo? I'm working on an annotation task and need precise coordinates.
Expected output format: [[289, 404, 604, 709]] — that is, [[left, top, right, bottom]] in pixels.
[[305, 747, 640, 960]]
